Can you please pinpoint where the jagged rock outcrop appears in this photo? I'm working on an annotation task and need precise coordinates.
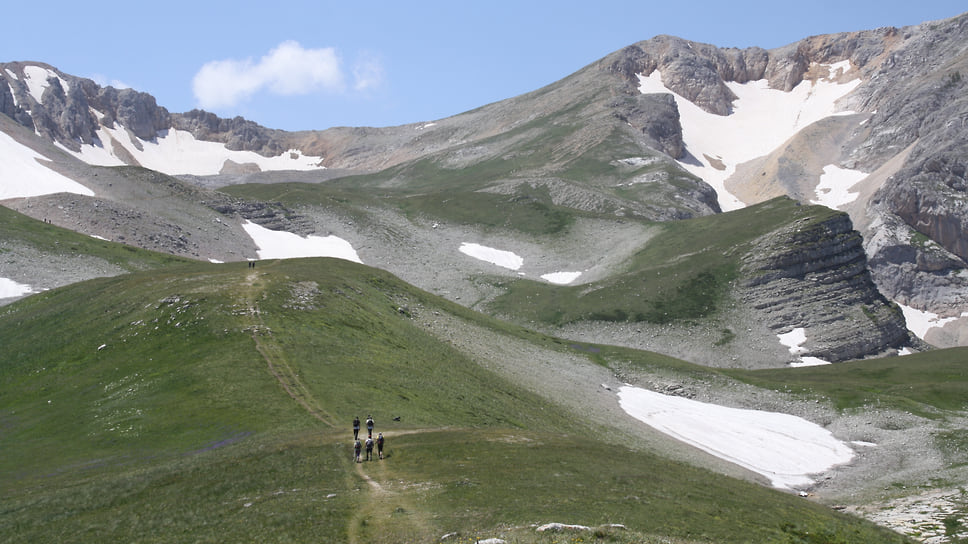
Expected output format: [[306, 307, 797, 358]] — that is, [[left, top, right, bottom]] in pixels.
[[97, 86, 171, 142], [741, 209, 917, 361], [598, 13, 968, 348], [171, 109, 288, 156], [608, 92, 684, 159], [206, 195, 315, 236], [843, 15, 968, 334], [0, 62, 291, 157]]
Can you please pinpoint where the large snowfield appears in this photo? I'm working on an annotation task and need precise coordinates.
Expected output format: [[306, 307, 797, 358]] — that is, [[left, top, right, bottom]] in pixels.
[[63, 125, 326, 176], [618, 386, 856, 489], [0, 59, 949, 492], [637, 61, 863, 212]]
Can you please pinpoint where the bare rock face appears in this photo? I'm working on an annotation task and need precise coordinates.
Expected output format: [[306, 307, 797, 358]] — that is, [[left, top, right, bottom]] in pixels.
[[97, 86, 171, 142], [23, 73, 100, 150], [741, 210, 917, 361], [0, 62, 293, 158], [604, 37, 752, 115], [609, 92, 684, 159], [171, 109, 288, 156], [601, 13, 968, 348], [845, 15, 968, 332]]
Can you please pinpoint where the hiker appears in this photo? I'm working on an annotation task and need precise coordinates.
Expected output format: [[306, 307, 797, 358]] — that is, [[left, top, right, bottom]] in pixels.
[[376, 432, 385, 459], [366, 415, 374, 437], [354, 438, 362, 463], [365, 436, 374, 461], [353, 416, 361, 440]]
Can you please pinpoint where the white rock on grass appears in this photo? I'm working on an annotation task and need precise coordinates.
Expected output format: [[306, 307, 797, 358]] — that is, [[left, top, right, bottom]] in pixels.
[[536, 522, 591, 532]]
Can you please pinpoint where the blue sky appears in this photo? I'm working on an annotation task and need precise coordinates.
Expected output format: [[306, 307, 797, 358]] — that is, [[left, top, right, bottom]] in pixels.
[[3, 1, 965, 131]]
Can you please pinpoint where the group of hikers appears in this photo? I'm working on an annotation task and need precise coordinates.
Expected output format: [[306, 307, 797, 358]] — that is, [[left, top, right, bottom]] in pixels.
[[352, 415, 384, 462]]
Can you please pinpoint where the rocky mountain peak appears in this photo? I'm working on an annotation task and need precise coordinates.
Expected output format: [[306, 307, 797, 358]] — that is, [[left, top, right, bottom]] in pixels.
[[0, 62, 295, 160]]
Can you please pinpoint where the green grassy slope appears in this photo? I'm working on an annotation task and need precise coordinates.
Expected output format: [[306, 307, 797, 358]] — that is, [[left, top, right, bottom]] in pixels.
[[487, 197, 839, 326], [0, 204, 194, 272], [730, 348, 968, 417], [0, 258, 910, 543], [224, 97, 708, 238]]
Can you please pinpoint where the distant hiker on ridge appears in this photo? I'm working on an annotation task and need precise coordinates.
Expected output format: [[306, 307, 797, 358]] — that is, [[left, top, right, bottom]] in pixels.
[[353, 416, 361, 440], [366, 415, 374, 438]]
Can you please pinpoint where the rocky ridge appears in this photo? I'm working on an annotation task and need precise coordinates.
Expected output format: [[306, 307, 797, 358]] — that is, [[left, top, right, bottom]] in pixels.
[[740, 209, 918, 362], [0, 62, 289, 158], [599, 13, 968, 346]]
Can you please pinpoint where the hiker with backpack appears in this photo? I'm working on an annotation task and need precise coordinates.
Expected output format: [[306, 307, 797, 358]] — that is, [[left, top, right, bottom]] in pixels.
[[376, 432, 385, 459], [366, 415, 374, 437], [354, 438, 362, 463], [353, 416, 360, 440], [364, 436, 374, 461]]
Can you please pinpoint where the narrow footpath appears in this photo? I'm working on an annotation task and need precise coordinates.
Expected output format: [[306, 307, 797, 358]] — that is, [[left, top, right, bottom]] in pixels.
[[239, 265, 434, 543]]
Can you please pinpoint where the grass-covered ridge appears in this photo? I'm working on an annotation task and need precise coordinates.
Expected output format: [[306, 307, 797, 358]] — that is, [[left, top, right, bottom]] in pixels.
[[224, 98, 706, 237], [730, 347, 968, 417], [487, 197, 839, 326], [0, 204, 193, 271], [0, 258, 911, 543]]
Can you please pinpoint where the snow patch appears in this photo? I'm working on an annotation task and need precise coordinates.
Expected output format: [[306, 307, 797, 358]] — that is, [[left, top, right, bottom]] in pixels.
[[0, 277, 36, 298], [618, 385, 854, 489], [811, 164, 865, 209], [778, 328, 809, 355], [457, 244, 580, 283], [541, 271, 582, 285], [638, 63, 861, 211], [242, 221, 362, 263], [0, 130, 95, 199], [791, 357, 833, 368], [778, 327, 831, 367], [23, 65, 69, 103], [899, 303, 961, 339], [459, 243, 523, 271]]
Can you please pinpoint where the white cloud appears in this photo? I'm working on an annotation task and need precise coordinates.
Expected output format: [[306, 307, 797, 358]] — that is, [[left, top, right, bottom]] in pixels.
[[352, 52, 385, 91], [192, 41, 352, 109]]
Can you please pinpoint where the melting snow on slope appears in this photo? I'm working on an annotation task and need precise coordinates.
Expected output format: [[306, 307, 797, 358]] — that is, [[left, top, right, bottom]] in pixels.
[[0, 130, 94, 199], [898, 303, 966, 340], [459, 243, 523, 270], [638, 61, 861, 211], [22, 65, 70, 103], [811, 164, 865, 209], [618, 385, 854, 489], [458, 243, 582, 284], [0, 277, 36, 298], [242, 221, 362, 263], [777, 327, 831, 367], [541, 271, 582, 284], [63, 125, 325, 176]]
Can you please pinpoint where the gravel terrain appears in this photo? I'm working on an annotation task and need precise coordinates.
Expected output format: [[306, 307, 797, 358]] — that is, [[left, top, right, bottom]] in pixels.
[[409, 302, 968, 542]]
